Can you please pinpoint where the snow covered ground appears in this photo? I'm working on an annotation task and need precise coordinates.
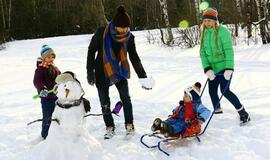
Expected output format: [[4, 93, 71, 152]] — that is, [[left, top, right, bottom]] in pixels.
[[0, 30, 270, 160]]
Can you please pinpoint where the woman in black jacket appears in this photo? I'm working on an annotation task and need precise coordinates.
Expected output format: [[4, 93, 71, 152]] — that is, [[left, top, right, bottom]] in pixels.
[[86, 6, 154, 139]]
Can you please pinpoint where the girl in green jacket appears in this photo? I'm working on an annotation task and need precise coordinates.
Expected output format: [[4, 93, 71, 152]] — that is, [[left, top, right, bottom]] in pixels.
[[200, 8, 250, 126]]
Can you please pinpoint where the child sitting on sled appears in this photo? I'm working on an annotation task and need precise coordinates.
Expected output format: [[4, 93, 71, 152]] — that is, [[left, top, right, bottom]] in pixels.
[[151, 82, 211, 138]]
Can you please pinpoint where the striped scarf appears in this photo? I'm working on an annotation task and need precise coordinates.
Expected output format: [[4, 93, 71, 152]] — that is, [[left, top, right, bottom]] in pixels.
[[38, 61, 53, 68], [39, 61, 60, 79], [103, 22, 131, 85]]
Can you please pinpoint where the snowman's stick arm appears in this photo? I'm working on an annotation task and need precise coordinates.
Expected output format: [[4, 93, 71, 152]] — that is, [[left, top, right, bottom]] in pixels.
[[84, 101, 122, 118], [27, 118, 59, 125], [84, 112, 119, 118]]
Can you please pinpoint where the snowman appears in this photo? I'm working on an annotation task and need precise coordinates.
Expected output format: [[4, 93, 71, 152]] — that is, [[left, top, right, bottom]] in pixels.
[[28, 72, 101, 160], [53, 71, 91, 134]]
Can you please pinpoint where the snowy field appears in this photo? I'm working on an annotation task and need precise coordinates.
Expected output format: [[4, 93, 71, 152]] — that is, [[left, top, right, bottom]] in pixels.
[[0, 29, 270, 160]]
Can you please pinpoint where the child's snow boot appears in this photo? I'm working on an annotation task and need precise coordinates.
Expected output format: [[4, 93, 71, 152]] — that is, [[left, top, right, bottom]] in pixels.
[[160, 122, 174, 138], [151, 118, 162, 132]]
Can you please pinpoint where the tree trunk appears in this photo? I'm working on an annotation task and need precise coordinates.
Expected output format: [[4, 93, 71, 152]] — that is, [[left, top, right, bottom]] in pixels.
[[94, 0, 107, 27], [159, 0, 173, 46], [235, 23, 239, 37], [8, 0, 11, 29], [266, 0, 270, 31], [255, 0, 270, 44], [146, 0, 149, 29], [0, 0, 6, 30], [7, 0, 11, 37], [264, 0, 270, 43], [55, 0, 59, 34], [246, 0, 252, 44], [235, 0, 243, 23], [255, 0, 265, 43], [194, 0, 200, 25], [266, 0, 270, 17], [0, 0, 11, 41]]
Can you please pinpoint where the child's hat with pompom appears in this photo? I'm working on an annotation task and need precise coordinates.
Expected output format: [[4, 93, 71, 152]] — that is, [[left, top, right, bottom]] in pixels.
[[184, 82, 202, 102], [202, 8, 218, 21], [40, 45, 56, 60]]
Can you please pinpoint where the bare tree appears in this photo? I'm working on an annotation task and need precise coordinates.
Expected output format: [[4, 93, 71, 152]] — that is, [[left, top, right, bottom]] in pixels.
[[7, 0, 11, 31], [93, 0, 108, 27], [0, 0, 11, 41], [240, 0, 253, 45], [194, 0, 200, 25], [54, 0, 66, 35], [247, 0, 252, 39], [174, 25, 200, 48], [158, 0, 173, 46], [234, 0, 244, 36], [1, 0, 6, 31], [145, 0, 149, 28], [254, 0, 270, 44]]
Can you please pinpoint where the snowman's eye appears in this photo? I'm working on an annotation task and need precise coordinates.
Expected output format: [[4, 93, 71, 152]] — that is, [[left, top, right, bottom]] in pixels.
[[64, 84, 67, 88]]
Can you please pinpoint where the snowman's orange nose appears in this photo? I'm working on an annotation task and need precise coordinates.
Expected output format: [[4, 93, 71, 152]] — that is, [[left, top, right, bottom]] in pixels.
[[65, 88, 70, 98]]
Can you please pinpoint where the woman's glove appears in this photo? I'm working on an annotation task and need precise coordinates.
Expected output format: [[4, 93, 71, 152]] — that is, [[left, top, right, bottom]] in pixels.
[[224, 70, 233, 80], [205, 70, 216, 81], [139, 77, 155, 90]]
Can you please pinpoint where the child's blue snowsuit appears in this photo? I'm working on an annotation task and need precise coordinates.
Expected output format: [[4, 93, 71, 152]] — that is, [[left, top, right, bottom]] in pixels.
[[165, 101, 210, 134]]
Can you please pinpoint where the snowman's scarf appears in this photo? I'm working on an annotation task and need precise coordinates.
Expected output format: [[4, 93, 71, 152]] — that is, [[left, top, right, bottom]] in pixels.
[[56, 99, 81, 109]]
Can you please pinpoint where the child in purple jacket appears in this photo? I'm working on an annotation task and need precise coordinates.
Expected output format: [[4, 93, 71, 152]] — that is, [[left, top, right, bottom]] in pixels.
[[33, 45, 61, 139]]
